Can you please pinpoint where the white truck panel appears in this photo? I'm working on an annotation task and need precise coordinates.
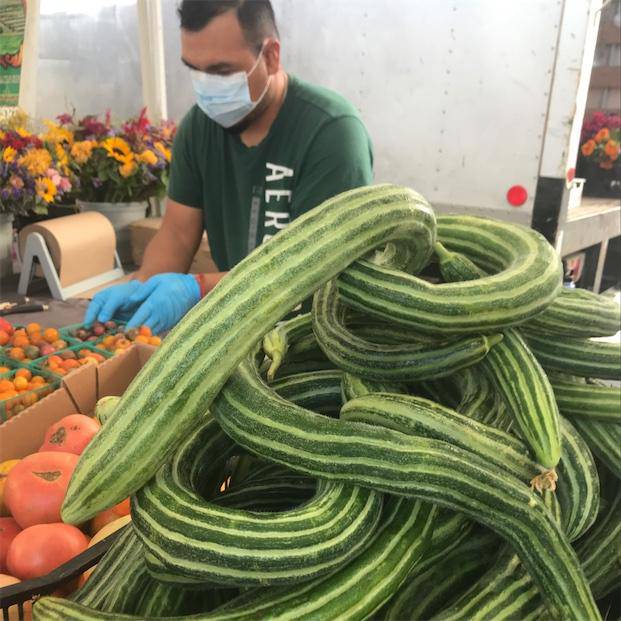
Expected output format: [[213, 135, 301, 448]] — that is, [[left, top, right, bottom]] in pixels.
[[276, 0, 562, 222]]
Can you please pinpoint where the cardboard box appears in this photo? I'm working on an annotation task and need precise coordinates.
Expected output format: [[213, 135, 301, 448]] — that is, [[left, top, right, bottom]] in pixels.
[[130, 218, 219, 274], [0, 344, 155, 461]]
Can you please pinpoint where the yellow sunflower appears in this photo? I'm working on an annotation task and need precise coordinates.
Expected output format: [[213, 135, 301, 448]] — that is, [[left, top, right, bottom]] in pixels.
[[35, 177, 57, 203], [41, 120, 74, 145], [154, 141, 171, 162], [2, 146, 17, 163], [18, 148, 52, 176], [70, 140, 96, 165], [15, 126, 30, 138], [137, 149, 158, 166], [102, 137, 132, 163], [119, 159, 137, 178]]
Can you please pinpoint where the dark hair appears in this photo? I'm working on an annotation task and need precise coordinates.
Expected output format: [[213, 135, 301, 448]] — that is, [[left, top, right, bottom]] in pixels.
[[178, 0, 279, 51]]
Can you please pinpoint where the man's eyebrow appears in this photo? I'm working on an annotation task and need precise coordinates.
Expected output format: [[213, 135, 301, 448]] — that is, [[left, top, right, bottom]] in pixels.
[[182, 58, 234, 72]]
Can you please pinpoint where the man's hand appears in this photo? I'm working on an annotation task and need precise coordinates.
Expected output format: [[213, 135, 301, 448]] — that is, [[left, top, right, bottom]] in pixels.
[[125, 273, 201, 334], [84, 280, 143, 326]]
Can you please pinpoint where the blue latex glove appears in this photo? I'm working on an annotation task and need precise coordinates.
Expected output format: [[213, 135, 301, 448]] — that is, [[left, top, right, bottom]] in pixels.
[[125, 273, 201, 334], [84, 280, 143, 326]]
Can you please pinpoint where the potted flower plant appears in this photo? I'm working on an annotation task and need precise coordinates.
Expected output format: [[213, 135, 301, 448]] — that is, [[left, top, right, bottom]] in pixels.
[[52, 108, 176, 263], [0, 110, 74, 277], [576, 112, 621, 198]]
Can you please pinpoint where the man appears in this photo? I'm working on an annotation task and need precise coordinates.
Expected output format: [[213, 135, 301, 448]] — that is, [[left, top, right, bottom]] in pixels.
[[85, 0, 373, 334]]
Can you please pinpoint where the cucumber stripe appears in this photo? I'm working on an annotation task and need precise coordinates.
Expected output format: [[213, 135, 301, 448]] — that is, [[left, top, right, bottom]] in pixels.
[[524, 331, 621, 380], [132, 418, 383, 585], [340, 393, 542, 484], [551, 377, 621, 423], [432, 240, 561, 469], [312, 279, 502, 381], [211, 357, 600, 621], [35, 498, 436, 621], [336, 215, 561, 335], [62, 184, 437, 524], [575, 489, 621, 599], [555, 417, 600, 542], [524, 287, 621, 338], [566, 417, 621, 479]]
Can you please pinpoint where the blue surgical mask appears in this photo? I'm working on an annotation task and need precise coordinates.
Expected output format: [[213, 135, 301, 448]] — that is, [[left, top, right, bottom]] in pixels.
[[190, 48, 271, 128]]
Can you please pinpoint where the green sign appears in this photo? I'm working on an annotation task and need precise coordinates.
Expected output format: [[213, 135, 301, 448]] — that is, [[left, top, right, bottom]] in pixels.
[[0, 0, 25, 107]]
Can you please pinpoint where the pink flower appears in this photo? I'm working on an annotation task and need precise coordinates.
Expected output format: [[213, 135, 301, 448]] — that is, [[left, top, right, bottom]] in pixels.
[[9, 175, 24, 189], [59, 177, 72, 192], [46, 167, 62, 187]]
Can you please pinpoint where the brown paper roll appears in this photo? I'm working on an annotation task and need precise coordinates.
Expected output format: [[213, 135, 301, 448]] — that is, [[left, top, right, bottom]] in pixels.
[[19, 212, 117, 288]]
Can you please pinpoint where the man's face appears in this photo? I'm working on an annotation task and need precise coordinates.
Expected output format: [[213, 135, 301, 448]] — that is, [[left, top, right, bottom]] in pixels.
[[181, 10, 279, 130]]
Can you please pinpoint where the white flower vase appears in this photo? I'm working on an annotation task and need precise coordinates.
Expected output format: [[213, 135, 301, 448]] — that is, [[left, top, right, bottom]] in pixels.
[[77, 200, 148, 265], [0, 213, 14, 279]]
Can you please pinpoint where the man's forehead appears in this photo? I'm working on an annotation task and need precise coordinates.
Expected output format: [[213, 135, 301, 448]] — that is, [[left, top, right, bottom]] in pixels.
[[181, 9, 255, 70]]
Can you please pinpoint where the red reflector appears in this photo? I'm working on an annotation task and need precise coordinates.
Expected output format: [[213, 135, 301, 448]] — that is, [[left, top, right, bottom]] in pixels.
[[507, 185, 528, 207], [566, 167, 576, 183]]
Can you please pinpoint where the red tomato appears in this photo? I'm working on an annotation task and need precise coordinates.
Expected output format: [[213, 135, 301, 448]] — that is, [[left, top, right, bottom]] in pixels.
[[0, 318, 14, 336], [4, 452, 79, 528], [0, 518, 21, 572], [39, 414, 101, 456], [7, 523, 88, 580]]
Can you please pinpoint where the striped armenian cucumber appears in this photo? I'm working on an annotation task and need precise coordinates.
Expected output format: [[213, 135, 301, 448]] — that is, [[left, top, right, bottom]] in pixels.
[[575, 487, 621, 600], [566, 416, 621, 479], [312, 279, 503, 381], [550, 375, 621, 423], [480, 329, 563, 468], [341, 372, 405, 402], [93, 396, 120, 426], [340, 393, 546, 486], [525, 286, 621, 338], [271, 369, 343, 416], [262, 313, 316, 381], [336, 215, 562, 336], [35, 498, 436, 621], [432, 547, 541, 621], [384, 530, 499, 621], [132, 417, 383, 586], [523, 331, 621, 380], [71, 525, 143, 612], [211, 355, 600, 620], [72, 525, 229, 616], [62, 184, 437, 524], [450, 366, 511, 430], [214, 474, 316, 512], [555, 417, 600, 542], [433, 241, 562, 469], [435, 488, 621, 621]]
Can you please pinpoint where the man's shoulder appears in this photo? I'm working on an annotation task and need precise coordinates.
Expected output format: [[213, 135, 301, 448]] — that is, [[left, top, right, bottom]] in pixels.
[[177, 104, 208, 135], [287, 75, 361, 123]]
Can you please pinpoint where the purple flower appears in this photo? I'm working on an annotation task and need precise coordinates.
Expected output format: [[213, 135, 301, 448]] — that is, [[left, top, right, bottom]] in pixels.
[[92, 177, 103, 188]]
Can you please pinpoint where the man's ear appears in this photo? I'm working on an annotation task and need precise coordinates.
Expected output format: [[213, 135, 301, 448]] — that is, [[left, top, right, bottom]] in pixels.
[[264, 38, 281, 75]]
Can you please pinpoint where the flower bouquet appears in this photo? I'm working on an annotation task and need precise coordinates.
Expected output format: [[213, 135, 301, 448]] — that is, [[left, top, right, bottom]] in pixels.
[[0, 111, 73, 216], [53, 108, 176, 203], [577, 112, 621, 198]]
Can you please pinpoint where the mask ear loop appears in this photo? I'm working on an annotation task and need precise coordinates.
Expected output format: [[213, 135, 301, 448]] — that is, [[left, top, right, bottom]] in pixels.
[[248, 41, 272, 104]]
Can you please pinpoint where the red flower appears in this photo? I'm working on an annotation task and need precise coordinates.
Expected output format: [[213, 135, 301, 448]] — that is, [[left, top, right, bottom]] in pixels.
[[56, 113, 73, 125]]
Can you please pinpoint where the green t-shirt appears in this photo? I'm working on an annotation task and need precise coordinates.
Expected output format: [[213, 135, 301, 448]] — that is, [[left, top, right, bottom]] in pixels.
[[167, 74, 374, 271]]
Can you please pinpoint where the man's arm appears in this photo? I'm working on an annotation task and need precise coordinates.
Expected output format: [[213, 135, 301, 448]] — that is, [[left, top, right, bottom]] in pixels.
[[135, 198, 204, 280]]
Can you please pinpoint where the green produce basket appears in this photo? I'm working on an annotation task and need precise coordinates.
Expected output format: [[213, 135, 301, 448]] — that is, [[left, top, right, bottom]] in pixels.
[[59, 321, 126, 346], [0, 356, 29, 377], [30, 343, 113, 379], [0, 368, 59, 423]]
